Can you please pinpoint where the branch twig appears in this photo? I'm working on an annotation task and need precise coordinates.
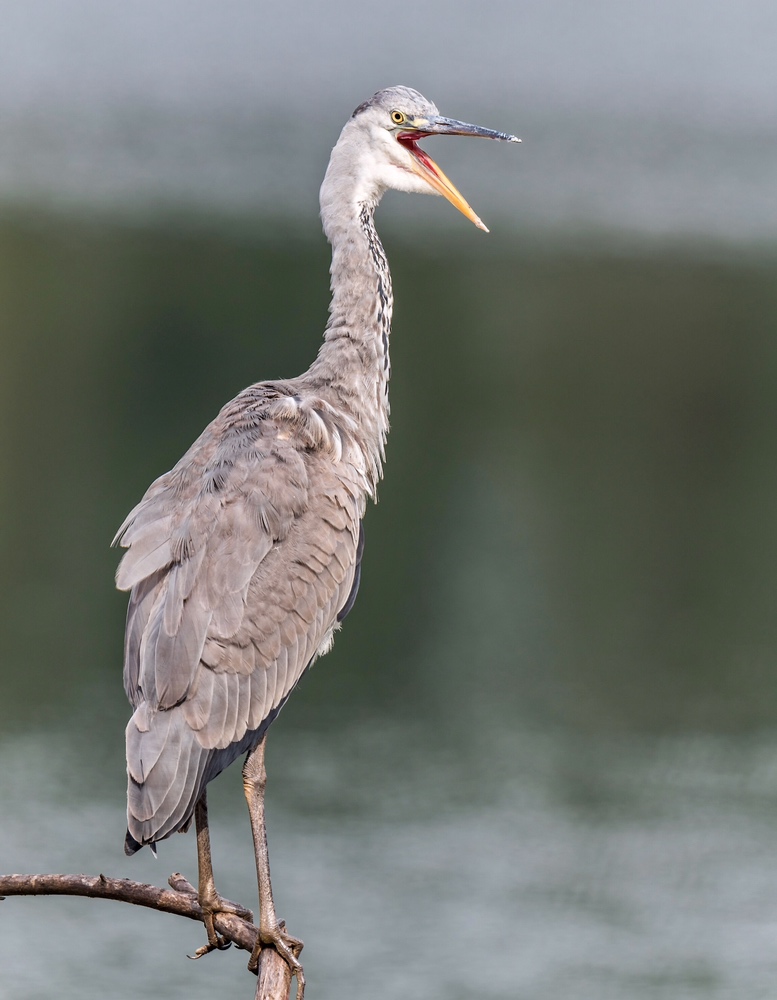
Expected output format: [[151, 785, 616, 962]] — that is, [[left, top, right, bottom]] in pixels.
[[0, 872, 294, 1000]]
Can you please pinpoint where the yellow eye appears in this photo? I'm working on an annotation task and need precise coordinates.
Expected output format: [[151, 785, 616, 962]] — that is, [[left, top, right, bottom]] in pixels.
[[390, 110, 406, 125]]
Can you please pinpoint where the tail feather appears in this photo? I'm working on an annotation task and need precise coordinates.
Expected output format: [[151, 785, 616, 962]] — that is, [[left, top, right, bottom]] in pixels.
[[125, 702, 210, 849], [124, 696, 284, 856]]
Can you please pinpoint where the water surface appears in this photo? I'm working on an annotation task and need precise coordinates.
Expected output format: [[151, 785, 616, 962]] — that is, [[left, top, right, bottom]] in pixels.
[[2, 215, 777, 998]]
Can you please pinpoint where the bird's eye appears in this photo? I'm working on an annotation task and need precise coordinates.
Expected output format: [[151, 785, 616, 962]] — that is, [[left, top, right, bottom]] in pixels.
[[390, 110, 406, 125]]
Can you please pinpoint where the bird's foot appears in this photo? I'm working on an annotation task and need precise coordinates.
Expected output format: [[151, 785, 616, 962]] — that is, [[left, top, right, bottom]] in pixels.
[[248, 920, 305, 1000], [193, 893, 256, 959], [168, 872, 254, 959]]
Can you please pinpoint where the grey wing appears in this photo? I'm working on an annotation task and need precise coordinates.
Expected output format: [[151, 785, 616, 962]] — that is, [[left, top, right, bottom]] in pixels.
[[115, 408, 362, 849]]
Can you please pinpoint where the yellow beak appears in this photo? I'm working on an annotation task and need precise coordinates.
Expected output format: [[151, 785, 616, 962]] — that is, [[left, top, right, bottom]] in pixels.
[[399, 116, 519, 232], [408, 143, 490, 232]]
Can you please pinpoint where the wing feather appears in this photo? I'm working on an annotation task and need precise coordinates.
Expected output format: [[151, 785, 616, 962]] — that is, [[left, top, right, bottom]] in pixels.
[[124, 571, 165, 705], [117, 531, 173, 591], [218, 641, 256, 675], [272, 639, 293, 709], [235, 672, 252, 738], [163, 547, 206, 635], [152, 601, 213, 708], [196, 671, 230, 748], [210, 589, 246, 638], [152, 736, 209, 838], [255, 625, 282, 666], [220, 672, 242, 750], [278, 612, 298, 648], [248, 657, 269, 730], [183, 665, 215, 732]]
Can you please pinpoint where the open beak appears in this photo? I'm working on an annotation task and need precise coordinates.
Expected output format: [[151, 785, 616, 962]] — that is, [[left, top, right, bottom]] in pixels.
[[398, 116, 520, 232]]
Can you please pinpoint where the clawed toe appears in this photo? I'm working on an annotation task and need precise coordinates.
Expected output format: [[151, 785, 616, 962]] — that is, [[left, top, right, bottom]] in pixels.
[[205, 895, 253, 922], [188, 936, 232, 960]]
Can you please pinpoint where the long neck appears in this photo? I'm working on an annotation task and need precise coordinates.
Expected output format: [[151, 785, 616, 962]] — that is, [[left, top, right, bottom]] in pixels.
[[306, 159, 393, 487]]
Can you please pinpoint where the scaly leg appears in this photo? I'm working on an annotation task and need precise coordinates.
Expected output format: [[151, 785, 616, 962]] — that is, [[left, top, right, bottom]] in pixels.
[[189, 789, 253, 959], [243, 735, 305, 999]]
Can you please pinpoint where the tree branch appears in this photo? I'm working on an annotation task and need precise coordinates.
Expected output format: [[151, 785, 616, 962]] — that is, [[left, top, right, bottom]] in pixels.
[[0, 872, 296, 1000]]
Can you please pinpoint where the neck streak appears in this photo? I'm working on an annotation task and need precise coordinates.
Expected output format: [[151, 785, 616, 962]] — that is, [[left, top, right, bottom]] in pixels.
[[306, 197, 393, 488]]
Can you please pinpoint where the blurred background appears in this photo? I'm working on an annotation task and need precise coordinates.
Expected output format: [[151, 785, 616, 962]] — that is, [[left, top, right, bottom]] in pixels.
[[2, 2, 777, 998]]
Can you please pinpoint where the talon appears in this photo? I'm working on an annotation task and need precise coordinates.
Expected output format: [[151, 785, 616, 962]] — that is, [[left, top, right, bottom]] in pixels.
[[188, 934, 232, 960], [188, 943, 213, 960]]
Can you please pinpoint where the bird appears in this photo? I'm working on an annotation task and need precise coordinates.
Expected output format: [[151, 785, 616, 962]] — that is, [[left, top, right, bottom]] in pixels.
[[113, 85, 518, 997]]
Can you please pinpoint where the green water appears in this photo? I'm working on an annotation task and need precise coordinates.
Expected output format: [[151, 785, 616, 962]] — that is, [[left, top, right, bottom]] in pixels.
[[2, 212, 777, 999]]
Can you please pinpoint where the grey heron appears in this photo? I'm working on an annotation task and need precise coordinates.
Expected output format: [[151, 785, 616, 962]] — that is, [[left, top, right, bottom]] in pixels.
[[114, 86, 518, 997]]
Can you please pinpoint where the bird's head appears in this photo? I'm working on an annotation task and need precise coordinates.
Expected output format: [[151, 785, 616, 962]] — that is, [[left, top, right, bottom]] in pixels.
[[321, 86, 520, 233]]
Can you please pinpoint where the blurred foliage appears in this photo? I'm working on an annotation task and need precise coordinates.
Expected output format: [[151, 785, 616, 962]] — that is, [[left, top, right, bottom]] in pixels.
[[1, 211, 777, 739]]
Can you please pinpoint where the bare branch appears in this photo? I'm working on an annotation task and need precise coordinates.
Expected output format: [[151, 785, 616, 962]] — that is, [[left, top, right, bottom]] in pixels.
[[256, 945, 295, 1000], [0, 872, 295, 1000]]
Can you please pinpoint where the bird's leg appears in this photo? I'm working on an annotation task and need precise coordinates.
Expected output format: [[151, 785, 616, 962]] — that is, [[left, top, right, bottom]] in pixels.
[[189, 790, 253, 959], [243, 735, 305, 998]]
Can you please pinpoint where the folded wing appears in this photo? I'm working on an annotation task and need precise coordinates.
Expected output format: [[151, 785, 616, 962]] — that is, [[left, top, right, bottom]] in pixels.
[[116, 387, 363, 849]]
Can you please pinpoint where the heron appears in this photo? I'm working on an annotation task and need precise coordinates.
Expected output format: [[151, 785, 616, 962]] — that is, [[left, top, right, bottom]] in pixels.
[[114, 86, 518, 997]]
